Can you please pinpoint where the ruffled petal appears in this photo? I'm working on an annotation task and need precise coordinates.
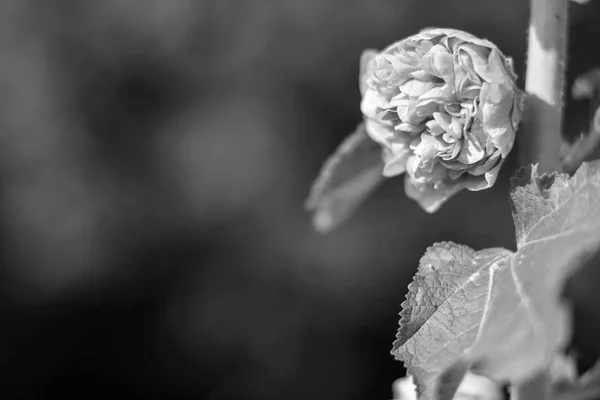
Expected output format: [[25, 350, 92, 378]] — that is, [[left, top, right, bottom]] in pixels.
[[358, 28, 524, 213], [364, 118, 396, 148], [383, 148, 412, 177], [361, 88, 393, 121], [404, 175, 463, 213], [359, 49, 378, 96], [479, 82, 516, 157], [414, 134, 451, 163], [456, 127, 487, 164], [461, 159, 503, 191], [400, 80, 438, 98]]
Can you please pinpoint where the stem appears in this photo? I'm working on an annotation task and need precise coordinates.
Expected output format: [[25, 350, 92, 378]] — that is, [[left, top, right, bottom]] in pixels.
[[514, 0, 568, 395], [520, 0, 568, 173]]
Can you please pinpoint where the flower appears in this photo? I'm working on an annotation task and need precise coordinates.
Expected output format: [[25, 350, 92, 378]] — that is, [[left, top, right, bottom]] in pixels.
[[360, 28, 524, 212]]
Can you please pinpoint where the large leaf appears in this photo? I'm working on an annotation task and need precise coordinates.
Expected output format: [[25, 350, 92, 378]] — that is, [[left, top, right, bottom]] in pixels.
[[305, 122, 385, 233], [392, 161, 600, 400]]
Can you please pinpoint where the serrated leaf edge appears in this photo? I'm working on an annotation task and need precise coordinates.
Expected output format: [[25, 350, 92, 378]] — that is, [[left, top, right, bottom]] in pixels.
[[392, 241, 471, 357]]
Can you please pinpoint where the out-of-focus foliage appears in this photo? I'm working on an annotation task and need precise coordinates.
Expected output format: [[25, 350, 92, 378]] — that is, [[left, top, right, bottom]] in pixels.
[[392, 373, 503, 400], [0, 0, 598, 399], [305, 122, 384, 232]]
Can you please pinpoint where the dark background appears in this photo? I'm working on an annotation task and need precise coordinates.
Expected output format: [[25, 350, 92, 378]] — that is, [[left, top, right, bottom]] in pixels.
[[0, 1, 600, 399]]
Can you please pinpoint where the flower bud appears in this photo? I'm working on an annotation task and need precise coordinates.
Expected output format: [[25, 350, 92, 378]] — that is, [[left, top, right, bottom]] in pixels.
[[360, 28, 524, 212]]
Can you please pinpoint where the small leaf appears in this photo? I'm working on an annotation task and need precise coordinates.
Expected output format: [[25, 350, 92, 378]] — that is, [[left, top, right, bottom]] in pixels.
[[392, 161, 600, 399], [305, 122, 385, 233]]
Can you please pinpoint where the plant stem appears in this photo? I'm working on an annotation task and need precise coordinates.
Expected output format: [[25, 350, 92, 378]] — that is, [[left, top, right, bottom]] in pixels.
[[520, 0, 568, 173], [516, 0, 568, 394]]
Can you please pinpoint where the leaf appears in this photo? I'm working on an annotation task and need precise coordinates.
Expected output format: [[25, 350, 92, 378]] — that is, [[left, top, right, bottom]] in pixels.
[[391, 242, 510, 399], [392, 161, 600, 399], [305, 122, 385, 233]]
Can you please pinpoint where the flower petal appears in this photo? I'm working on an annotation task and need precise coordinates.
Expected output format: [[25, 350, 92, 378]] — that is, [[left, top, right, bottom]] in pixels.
[[409, 70, 439, 81], [383, 148, 412, 177], [396, 122, 425, 134], [400, 80, 438, 98], [414, 133, 451, 162], [421, 45, 455, 81], [426, 119, 445, 136], [404, 175, 463, 213], [359, 49, 378, 96], [460, 159, 503, 191], [479, 82, 516, 156], [364, 118, 395, 148], [361, 88, 393, 121], [457, 127, 487, 164], [469, 149, 501, 176]]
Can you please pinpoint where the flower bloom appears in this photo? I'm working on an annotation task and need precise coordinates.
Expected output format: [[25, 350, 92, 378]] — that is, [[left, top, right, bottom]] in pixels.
[[360, 28, 524, 212]]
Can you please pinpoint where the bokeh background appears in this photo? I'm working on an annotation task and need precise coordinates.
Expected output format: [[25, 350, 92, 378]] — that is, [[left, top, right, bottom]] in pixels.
[[1, 0, 600, 399]]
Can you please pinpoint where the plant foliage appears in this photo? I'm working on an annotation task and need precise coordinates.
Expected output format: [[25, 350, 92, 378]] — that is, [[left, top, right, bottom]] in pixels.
[[392, 161, 600, 399]]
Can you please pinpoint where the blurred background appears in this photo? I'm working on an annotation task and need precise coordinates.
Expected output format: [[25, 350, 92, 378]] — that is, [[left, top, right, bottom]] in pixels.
[[0, 0, 600, 398]]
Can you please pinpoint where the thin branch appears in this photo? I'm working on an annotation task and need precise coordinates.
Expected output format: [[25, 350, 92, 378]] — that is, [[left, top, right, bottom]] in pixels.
[[520, 0, 569, 173]]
